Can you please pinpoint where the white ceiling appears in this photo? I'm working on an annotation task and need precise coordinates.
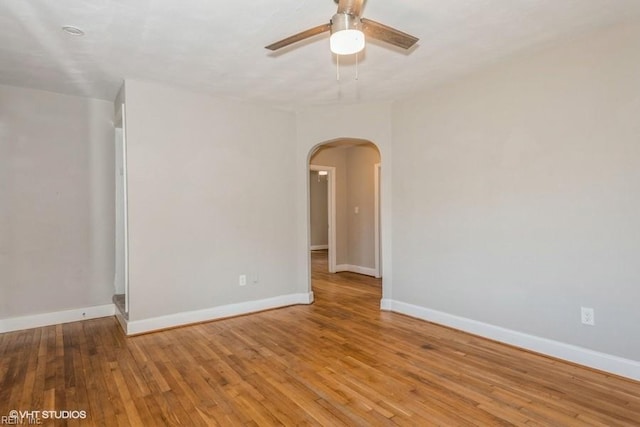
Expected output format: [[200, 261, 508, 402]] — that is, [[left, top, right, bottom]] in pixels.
[[2, 0, 640, 110]]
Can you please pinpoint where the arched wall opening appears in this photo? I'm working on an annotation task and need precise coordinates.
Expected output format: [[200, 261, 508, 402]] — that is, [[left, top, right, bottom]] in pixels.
[[306, 138, 383, 295], [294, 103, 393, 308]]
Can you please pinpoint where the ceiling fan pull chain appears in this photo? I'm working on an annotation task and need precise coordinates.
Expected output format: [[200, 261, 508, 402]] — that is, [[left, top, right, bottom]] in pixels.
[[336, 54, 340, 81], [355, 51, 359, 80]]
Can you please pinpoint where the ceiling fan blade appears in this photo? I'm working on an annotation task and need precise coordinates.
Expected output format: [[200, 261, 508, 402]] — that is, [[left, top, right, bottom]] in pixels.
[[265, 23, 331, 51], [337, 0, 364, 17], [361, 18, 419, 50]]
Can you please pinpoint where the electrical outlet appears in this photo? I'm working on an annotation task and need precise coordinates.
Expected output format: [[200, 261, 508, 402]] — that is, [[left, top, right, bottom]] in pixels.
[[581, 307, 595, 326], [239, 274, 247, 286]]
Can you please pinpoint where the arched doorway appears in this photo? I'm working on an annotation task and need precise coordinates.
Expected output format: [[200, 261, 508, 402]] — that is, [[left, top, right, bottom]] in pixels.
[[307, 138, 382, 291]]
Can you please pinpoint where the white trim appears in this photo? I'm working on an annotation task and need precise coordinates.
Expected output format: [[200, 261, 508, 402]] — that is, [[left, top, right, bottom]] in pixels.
[[335, 264, 378, 277], [310, 165, 337, 274], [0, 304, 116, 333], [374, 163, 381, 278], [121, 102, 130, 314], [126, 292, 314, 335], [380, 298, 393, 311], [310, 244, 329, 251], [382, 300, 640, 381]]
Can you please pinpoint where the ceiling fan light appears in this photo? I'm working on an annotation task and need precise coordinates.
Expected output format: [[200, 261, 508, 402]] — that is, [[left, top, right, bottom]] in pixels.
[[330, 13, 365, 55], [330, 30, 365, 55]]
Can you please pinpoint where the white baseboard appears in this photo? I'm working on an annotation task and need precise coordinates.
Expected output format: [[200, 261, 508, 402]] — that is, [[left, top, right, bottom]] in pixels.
[[335, 264, 377, 277], [380, 298, 393, 311], [126, 292, 314, 336], [0, 304, 116, 334], [381, 299, 640, 382], [310, 245, 329, 251]]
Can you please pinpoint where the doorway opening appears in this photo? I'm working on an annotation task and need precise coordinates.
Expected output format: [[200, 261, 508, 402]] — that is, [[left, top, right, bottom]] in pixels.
[[309, 165, 336, 273], [307, 139, 382, 286], [114, 104, 129, 319]]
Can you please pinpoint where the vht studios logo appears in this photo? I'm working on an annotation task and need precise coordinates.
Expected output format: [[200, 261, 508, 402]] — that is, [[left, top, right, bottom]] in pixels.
[[1, 410, 87, 425]]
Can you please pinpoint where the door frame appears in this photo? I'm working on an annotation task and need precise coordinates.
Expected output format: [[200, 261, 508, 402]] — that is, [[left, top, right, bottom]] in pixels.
[[374, 162, 381, 278], [310, 164, 337, 273], [114, 103, 130, 315]]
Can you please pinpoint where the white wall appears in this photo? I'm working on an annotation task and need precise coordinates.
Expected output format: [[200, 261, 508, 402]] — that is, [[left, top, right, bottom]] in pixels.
[[391, 22, 640, 361], [123, 80, 299, 322], [0, 84, 115, 319], [346, 145, 380, 270]]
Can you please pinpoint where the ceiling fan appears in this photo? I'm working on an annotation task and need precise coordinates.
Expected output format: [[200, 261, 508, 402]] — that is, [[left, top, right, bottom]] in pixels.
[[265, 0, 419, 55]]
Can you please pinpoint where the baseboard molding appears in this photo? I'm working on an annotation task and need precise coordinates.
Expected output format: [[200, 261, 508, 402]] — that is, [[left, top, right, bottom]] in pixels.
[[0, 304, 116, 334], [126, 292, 314, 336], [335, 264, 377, 277], [381, 299, 640, 382], [380, 298, 393, 311], [310, 245, 329, 251]]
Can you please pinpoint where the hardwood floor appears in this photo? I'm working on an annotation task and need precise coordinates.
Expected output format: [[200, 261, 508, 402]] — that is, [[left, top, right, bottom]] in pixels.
[[1, 251, 639, 426]]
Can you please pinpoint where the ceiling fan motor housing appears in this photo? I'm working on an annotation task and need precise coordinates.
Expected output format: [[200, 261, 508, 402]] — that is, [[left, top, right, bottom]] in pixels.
[[330, 13, 365, 54]]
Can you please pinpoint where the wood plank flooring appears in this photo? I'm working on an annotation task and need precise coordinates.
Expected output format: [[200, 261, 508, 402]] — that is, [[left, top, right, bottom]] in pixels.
[[1, 250, 639, 425]]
